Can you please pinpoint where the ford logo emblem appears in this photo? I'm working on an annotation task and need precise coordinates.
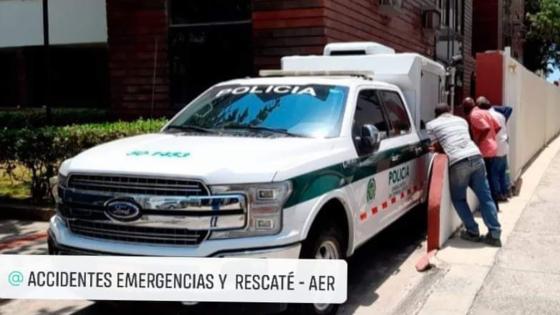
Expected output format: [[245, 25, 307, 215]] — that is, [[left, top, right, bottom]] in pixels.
[[105, 199, 142, 222]]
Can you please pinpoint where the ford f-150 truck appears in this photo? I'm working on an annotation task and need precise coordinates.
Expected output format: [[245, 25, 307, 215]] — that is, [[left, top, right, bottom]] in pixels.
[[48, 42, 445, 314]]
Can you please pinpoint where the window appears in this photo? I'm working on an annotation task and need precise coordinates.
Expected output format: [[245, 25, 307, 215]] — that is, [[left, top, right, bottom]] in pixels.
[[168, 84, 349, 138], [353, 89, 389, 135], [352, 89, 389, 155], [438, 0, 464, 34], [169, 0, 253, 108], [380, 91, 411, 136]]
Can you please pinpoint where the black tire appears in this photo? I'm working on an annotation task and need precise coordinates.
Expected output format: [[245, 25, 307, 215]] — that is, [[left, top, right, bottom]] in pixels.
[[290, 219, 345, 315]]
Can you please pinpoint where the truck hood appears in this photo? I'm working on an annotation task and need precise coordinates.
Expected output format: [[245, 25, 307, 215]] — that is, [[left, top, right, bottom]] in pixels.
[[65, 133, 351, 184]]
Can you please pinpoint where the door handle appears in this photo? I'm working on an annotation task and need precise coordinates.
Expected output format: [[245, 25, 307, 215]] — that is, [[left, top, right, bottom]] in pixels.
[[391, 154, 400, 162]]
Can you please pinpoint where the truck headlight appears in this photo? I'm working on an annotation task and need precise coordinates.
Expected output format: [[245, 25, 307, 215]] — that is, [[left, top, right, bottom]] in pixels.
[[49, 174, 68, 200], [52, 159, 71, 215], [209, 181, 292, 239], [50, 173, 68, 216]]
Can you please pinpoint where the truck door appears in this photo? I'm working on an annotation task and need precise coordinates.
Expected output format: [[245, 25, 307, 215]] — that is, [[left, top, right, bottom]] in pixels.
[[378, 90, 425, 225], [348, 88, 393, 245]]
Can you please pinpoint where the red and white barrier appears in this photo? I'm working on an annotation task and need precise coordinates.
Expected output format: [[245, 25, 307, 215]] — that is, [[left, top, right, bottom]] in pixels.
[[427, 154, 478, 251]]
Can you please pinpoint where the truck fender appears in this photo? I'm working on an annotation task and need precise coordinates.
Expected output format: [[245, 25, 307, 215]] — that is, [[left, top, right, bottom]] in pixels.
[[300, 190, 355, 257]]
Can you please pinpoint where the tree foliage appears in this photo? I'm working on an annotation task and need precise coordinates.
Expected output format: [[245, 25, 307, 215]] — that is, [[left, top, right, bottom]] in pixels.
[[526, 0, 560, 73]]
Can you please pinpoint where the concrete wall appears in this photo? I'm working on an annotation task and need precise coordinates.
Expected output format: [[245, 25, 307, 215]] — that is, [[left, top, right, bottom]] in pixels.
[[502, 53, 560, 181]]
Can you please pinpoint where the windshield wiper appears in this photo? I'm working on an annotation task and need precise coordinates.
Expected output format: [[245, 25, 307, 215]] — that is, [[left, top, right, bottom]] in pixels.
[[165, 125, 217, 134], [220, 125, 306, 138]]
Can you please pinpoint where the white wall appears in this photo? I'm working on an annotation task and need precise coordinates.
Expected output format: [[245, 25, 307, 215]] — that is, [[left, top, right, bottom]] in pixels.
[[0, 0, 44, 48], [503, 54, 560, 180]]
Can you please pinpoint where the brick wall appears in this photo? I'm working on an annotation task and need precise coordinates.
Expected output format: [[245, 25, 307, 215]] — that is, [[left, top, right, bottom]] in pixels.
[[472, 0, 500, 54], [252, 0, 438, 71], [323, 0, 436, 56], [107, 0, 470, 117], [107, 0, 170, 118], [252, 0, 328, 70]]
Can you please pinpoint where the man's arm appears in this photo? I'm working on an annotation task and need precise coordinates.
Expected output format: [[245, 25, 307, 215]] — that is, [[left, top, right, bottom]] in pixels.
[[426, 123, 444, 153], [430, 142, 444, 153], [494, 106, 513, 121]]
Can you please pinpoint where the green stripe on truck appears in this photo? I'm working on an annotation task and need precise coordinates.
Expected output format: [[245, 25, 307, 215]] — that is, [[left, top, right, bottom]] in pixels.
[[284, 139, 430, 208]]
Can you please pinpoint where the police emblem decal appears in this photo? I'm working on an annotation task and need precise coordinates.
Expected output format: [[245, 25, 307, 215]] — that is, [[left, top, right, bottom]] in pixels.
[[367, 178, 376, 202]]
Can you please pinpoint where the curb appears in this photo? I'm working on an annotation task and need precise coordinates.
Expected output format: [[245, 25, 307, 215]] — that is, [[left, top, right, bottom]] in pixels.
[[0, 202, 54, 222], [415, 249, 438, 272]]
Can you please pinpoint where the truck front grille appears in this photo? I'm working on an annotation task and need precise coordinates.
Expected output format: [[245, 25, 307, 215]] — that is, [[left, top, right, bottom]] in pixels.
[[68, 220, 208, 246], [68, 174, 209, 196]]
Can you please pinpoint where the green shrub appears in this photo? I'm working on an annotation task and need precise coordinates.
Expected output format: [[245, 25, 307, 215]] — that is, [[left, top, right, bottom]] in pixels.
[[0, 108, 109, 129], [0, 118, 167, 202]]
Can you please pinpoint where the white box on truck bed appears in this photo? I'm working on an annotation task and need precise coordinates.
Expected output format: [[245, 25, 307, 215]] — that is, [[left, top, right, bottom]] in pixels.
[[282, 42, 446, 130]]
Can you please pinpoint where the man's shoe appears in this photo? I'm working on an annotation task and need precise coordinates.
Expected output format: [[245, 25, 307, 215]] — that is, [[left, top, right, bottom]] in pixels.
[[483, 234, 502, 247], [460, 230, 481, 242], [497, 195, 509, 203]]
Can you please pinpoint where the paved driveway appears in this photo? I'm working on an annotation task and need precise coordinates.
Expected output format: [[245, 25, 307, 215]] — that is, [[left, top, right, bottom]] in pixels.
[[0, 207, 428, 315]]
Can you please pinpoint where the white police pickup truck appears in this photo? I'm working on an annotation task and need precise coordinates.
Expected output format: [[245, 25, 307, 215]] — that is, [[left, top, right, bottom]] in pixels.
[[49, 42, 445, 314]]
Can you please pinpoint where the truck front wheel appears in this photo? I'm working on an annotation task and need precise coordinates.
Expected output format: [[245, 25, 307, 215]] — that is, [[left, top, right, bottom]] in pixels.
[[293, 219, 345, 315]]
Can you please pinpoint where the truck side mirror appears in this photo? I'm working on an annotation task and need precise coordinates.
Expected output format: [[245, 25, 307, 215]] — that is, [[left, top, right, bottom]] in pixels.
[[360, 124, 382, 152]]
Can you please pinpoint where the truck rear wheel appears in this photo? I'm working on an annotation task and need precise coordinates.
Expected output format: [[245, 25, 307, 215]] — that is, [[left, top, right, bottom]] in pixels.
[[292, 219, 345, 315]]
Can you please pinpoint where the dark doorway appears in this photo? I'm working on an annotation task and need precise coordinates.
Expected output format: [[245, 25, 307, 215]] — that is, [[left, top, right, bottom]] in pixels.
[[169, 0, 253, 109]]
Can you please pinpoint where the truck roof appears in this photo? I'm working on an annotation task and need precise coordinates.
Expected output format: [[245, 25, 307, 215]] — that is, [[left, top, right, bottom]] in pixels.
[[219, 76, 400, 91]]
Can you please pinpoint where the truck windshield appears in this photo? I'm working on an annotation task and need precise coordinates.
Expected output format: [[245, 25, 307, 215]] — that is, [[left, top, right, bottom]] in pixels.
[[166, 84, 349, 138]]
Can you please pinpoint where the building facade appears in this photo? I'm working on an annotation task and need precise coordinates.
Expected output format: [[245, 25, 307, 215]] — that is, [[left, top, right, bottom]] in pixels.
[[472, 0, 524, 60], [1, 0, 476, 117], [109, 0, 475, 117], [0, 0, 109, 109], [435, 0, 475, 105]]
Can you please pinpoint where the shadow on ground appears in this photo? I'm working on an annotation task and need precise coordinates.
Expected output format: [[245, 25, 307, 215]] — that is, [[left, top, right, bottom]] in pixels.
[[0, 220, 41, 243], [339, 205, 426, 314]]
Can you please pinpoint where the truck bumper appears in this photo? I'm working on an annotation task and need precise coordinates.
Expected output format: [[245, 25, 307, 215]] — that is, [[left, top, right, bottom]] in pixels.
[[48, 215, 301, 258]]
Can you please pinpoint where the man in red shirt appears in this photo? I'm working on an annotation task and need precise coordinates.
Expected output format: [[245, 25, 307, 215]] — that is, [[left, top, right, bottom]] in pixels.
[[463, 97, 502, 202]]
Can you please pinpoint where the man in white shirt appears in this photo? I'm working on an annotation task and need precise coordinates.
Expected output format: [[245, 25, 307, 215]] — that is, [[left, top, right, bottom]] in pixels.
[[481, 98, 512, 202], [427, 103, 502, 246]]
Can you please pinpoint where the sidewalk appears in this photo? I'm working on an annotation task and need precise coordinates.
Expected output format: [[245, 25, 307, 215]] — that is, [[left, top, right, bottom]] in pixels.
[[469, 148, 560, 314], [408, 135, 560, 315]]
